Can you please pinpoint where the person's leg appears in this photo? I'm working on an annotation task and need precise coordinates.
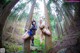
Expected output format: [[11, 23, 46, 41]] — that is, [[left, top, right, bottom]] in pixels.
[[40, 33, 44, 45], [22, 32, 30, 40], [31, 36, 34, 46], [40, 37, 43, 45], [32, 37, 34, 46]]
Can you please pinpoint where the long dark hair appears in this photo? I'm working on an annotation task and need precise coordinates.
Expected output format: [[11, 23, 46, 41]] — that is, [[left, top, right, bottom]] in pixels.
[[32, 20, 36, 25]]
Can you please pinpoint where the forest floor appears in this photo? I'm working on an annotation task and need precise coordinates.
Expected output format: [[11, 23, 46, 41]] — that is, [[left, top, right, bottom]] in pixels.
[[17, 39, 45, 53], [17, 34, 59, 53], [17, 34, 45, 53]]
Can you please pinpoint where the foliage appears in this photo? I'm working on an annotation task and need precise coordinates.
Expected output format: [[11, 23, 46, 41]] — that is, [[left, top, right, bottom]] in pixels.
[[3, 41, 23, 53], [0, 0, 10, 4], [7, 0, 30, 21], [46, 0, 56, 30]]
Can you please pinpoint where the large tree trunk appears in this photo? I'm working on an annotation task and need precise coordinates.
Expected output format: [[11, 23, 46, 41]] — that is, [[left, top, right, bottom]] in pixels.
[[24, 0, 36, 53], [0, 0, 19, 48], [49, 2, 80, 53], [44, 0, 53, 52], [59, 3, 80, 53]]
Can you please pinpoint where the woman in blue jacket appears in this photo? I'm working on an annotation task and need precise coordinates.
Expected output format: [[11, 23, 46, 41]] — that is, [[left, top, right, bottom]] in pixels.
[[22, 20, 37, 46]]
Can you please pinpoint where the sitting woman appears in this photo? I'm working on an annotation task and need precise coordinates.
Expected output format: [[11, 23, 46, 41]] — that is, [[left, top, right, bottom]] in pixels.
[[22, 20, 37, 46], [39, 17, 51, 36], [39, 17, 51, 45]]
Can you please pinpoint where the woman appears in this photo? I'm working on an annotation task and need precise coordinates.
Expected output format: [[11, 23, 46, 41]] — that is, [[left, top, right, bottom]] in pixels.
[[22, 20, 37, 46], [39, 17, 51, 45]]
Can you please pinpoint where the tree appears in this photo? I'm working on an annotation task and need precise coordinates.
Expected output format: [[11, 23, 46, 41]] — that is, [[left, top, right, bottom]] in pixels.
[[48, 2, 80, 53], [0, 0, 19, 48], [24, 0, 36, 53], [44, 0, 53, 52]]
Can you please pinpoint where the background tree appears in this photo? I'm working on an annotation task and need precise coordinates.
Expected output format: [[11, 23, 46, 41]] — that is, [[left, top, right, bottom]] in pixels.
[[0, 0, 19, 48], [24, 0, 36, 53]]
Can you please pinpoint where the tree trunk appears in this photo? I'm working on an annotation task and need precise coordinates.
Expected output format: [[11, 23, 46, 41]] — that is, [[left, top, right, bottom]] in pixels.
[[44, 0, 53, 52], [0, 0, 19, 48], [49, 3, 80, 53], [53, 1, 66, 38], [24, 0, 36, 53], [59, 3, 80, 52]]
